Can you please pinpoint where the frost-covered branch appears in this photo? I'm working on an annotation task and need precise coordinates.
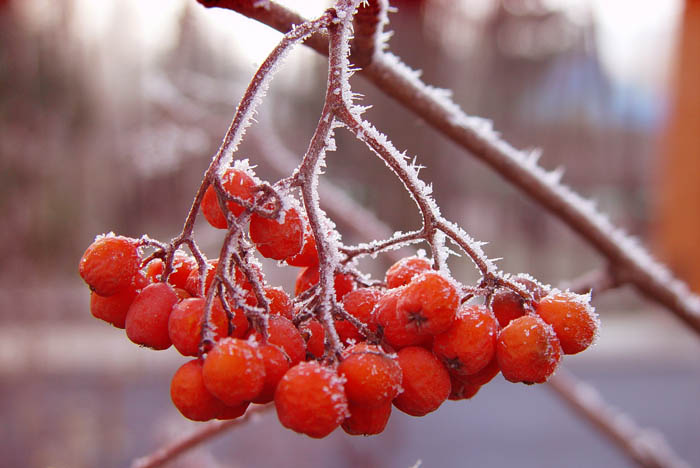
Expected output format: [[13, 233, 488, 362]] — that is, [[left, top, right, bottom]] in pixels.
[[195, 0, 700, 336]]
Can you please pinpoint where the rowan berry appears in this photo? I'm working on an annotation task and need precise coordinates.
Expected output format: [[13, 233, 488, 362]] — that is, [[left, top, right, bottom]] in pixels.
[[338, 343, 402, 407], [342, 287, 384, 334], [392, 346, 450, 417], [185, 259, 218, 297], [249, 207, 304, 260], [295, 266, 355, 301], [396, 271, 459, 336], [432, 304, 498, 375], [458, 356, 500, 387], [491, 277, 546, 328], [201, 168, 256, 229], [125, 282, 178, 350], [90, 272, 148, 328], [202, 337, 265, 406], [217, 401, 250, 420], [170, 359, 225, 422], [168, 297, 229, 357], [299, 318, 325, 359], [79, 235, 140, 296], [334, 317, 363, 346], [385, 256, 432, 289], [342, 401, 392, 436], [274, 361, 349, 438], [535, 291, 598, 355], [264, 286, 293, 320], [251, 343, 291, 404], [448, 374, 480, 401], [145, 252, 198, 290], [496, 315, 562, 384], [375, 287, 424, 348], [286, 230, 319, 267], [251, 315, 306, 365]]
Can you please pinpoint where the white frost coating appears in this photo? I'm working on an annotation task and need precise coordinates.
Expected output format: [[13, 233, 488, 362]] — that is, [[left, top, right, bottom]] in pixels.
[[372, 51, 700, 319]]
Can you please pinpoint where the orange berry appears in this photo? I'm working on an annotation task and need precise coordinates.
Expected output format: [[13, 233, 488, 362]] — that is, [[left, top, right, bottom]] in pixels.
[[170, 359, 225, 422], [90, 272, 148, 328], [396, 271, 458, 336], [496, 315, 562, 384], [448, 374, 480, 401], [342, 401, 392, 436], [342, 287, 384, 334], [251, 343, 291, 404], [125, 282, 178, 350], [535, 291, 598, 355], [338, 344, 402, 407], [168, 297, 229, 357], [79, 235, 140, 296], [249, 207, 304, 260], [392, 346, 450, 417], [286, 230, 319, 267], [385, 256, 432, 289], [299, 318, 325, 359], [202, 337, 265, 406], [432, 304, 498, 375], [201, 168, 257, 229], [295, 266, 355, 301], [274, 361, 349, 438]]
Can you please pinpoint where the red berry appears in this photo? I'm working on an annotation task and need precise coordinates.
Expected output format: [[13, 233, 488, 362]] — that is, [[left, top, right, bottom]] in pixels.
[[274, 361, 349, 438], [458, 356, 500, 387], [395, 271, 458, 336], [376, 287, 424, 348], [90, 272, 148, 328], [299, 318, 325, 359], [145, 253, 198, 290], [295, 266, 355, 301], [342, 401, 392, 436], [251, 315, 306, 365], [202, 337, 265, 406], [392, 346, 450, 417], [125, 282, 178, 350], [168, 297, 229, 357], [432, 304, 498, 375], [334, 318, 363, 346], [448, 374, 480, 401], [201, 168, 256, 229], [249, 207, 304, 260], [251, 343, 291, 404], [185, 259, 218, 297], [217, 401, 250, 420], [342, 287, 384, 334], [170, 359, 225, 422], [496, 315, 562, 384], [385, 256, 432, 289], [535, 291, 598, 355], [338, 344, 402, 407], [79, 235, 140, 296], [264, 286, 293, 320], [286, 230, 319, 267]]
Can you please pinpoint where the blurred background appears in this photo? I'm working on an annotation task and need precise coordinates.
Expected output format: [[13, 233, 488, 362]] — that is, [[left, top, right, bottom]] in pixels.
[[1, 0, 699, 466]]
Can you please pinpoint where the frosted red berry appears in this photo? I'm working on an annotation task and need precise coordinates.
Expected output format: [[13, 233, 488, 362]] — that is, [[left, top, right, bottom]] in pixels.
[[202, 337, 265, 406], [252, 343, 291, 404], [274, 361, 349, 438], [251, 315, 306, 365], [286, 230, 319, 267], [201, 168, 257, 229], [385, 256, 432, 289], [90, 272, 148, 328], [535, 291, 598, 355], [342, 401, 392, 436], [396, 271, 459, 336], [249, 207, 304, 260], [338, 343, 403, 407], [170, 359, 225, 422], [342, 287, 384, 334], [168, 297, 229, 357], [299, 318, 325, 359], [295, 266, 355, 301], [392, 346, 450, 416], [79, 235, 140, 297], [432, 304, 498, 375], [125, 282, 178, 350], [496, 314, 562, 384]]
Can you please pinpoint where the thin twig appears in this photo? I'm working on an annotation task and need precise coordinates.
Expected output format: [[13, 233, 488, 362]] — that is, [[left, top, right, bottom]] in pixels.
[[548, 369, 691, 468], [131, 405, 272, 468]]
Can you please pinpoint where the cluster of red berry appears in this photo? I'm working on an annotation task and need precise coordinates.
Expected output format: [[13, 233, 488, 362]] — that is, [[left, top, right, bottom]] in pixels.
[[79, 164, 599, 439]]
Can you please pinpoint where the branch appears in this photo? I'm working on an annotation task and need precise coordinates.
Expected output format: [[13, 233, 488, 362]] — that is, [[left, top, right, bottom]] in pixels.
[[194, 0, 700, 337], [131, 405, 272, 468], [548, 369, 691, 468]]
